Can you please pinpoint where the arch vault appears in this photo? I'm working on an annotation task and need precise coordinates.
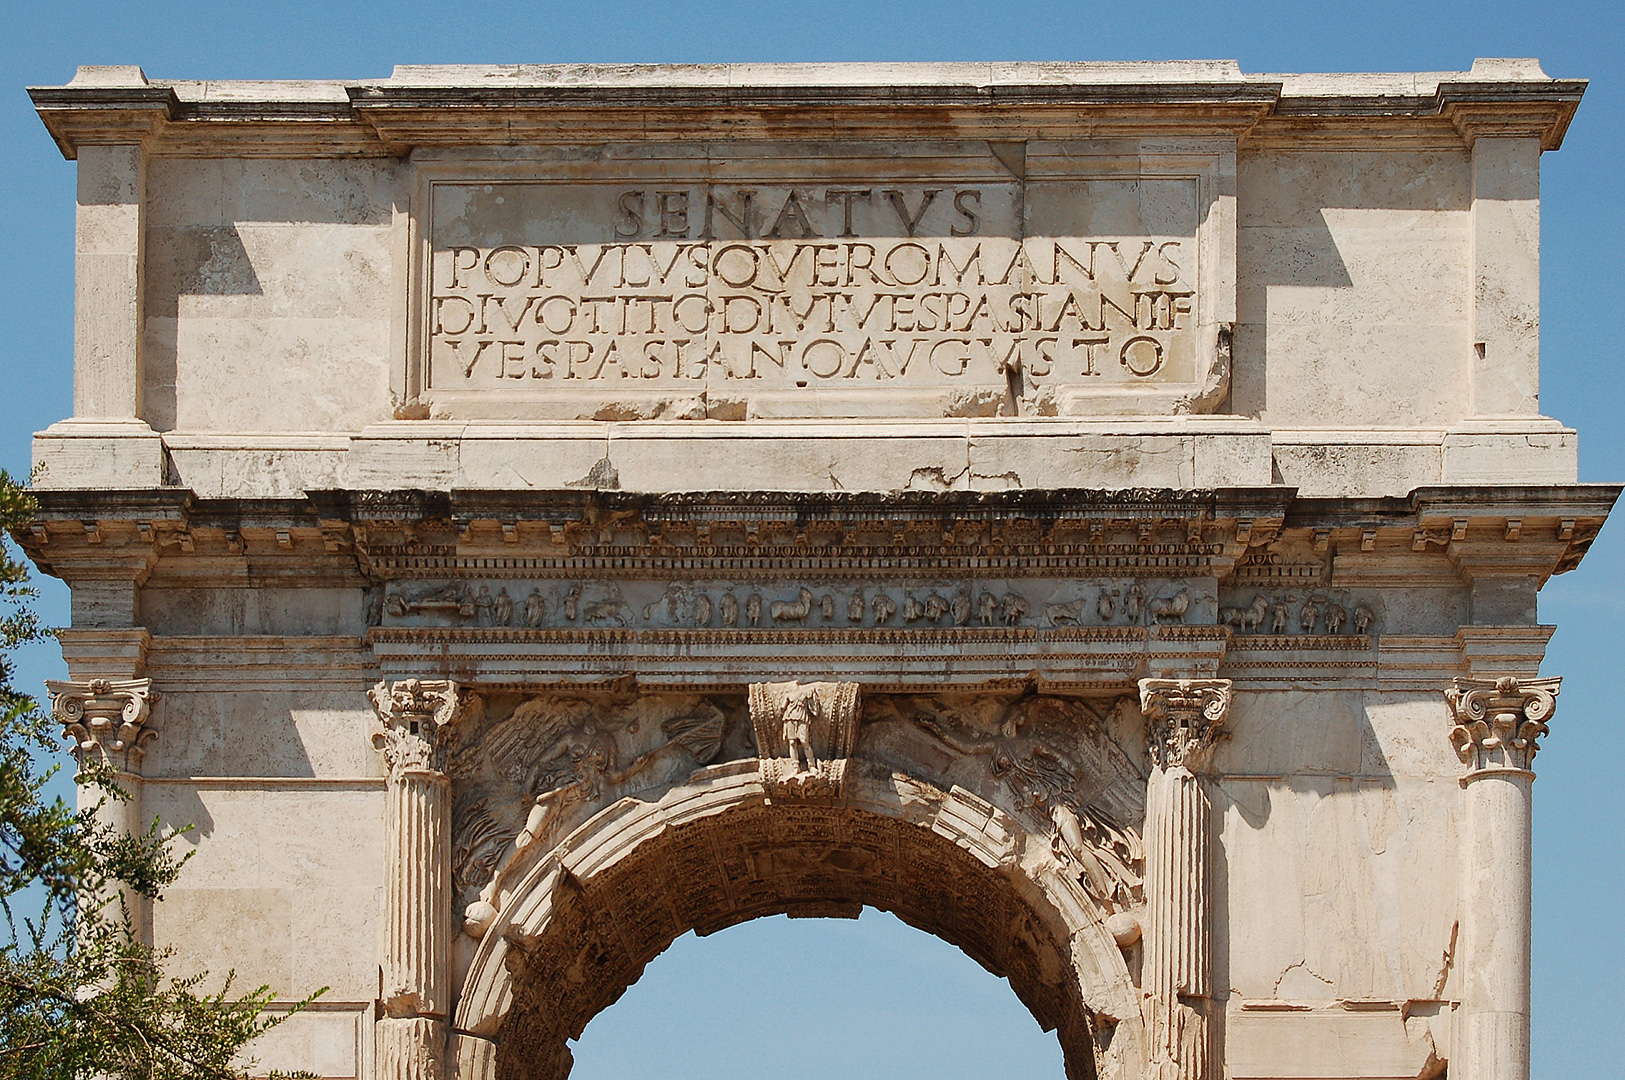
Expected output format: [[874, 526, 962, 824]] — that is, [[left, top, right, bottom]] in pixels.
[[451, 766, 1138, 1080]]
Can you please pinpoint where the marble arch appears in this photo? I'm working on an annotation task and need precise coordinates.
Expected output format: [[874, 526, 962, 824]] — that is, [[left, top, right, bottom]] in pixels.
[[451, 766, 1139, 1080], [23, 59, 1619, 1080]]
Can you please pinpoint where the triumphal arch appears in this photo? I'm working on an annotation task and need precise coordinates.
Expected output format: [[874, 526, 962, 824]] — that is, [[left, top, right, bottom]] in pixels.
[[22, 59, 1615, 1080]]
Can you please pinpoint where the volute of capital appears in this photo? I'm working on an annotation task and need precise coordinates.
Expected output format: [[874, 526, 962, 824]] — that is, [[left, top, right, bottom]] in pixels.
[[46, 677, 157, 768], [1137, 677, 1231, 772], [367, 678, 467, 779], [1445, 675, 1559, 780]]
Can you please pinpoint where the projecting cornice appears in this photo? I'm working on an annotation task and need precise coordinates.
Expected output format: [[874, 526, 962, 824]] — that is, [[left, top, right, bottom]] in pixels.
[[12, 484, 1618, 591], [28, 60, 1586, 159]]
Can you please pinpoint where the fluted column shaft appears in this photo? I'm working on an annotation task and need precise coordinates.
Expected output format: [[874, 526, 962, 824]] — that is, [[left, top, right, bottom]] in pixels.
[[1447, 676, 1558, 1080], [370, 679, 466, 1080], [1138, 678, 1230, 1080]]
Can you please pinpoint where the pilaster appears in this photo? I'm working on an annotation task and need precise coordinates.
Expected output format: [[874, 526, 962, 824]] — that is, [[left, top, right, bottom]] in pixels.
[[1467, 136, 1541, 417]]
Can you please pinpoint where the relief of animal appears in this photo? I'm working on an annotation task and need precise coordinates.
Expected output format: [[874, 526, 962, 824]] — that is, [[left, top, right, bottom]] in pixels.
[[1220, 595, 1269, 633], [582, 599, 629, 626], [1046, 599, 1087, 626], [1147, 589, 1191, 625], [770, 587, 812, 623]]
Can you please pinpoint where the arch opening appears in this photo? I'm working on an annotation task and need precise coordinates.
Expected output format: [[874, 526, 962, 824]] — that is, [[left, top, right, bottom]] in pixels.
[[566, 908, 1068, 1080], [454, 767, 1144, 1080]]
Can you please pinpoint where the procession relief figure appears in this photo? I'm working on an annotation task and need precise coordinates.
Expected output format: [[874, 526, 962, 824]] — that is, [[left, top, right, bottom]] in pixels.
[[749, 681, 862, 798]]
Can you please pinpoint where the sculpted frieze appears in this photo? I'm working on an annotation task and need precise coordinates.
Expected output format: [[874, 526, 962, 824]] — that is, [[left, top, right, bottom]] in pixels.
[[379, 576, 1215, 630], [1216, 588, 1378, 638]]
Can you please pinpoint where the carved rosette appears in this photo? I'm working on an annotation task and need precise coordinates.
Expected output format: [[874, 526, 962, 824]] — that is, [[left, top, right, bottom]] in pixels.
[[46, 677, 158, 770], [1445, 676, 1560, 781], [748, 681, 861, 798], [369, 679, 466, 779], [1138, 678, 1231, 772]]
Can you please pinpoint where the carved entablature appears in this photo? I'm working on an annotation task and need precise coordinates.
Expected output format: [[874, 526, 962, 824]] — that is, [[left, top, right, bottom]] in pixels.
[[46, 677, 158, 770], [749, 681, 862, 798], [1138, 678, 1231, 772], [368, 678, 467, 779], [1445, 676, 1560, 780]]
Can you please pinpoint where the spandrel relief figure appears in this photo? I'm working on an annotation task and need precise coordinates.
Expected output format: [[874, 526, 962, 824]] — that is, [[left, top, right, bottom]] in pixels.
[[876, 693, 1145, 912], [457, 693, 733, 938]]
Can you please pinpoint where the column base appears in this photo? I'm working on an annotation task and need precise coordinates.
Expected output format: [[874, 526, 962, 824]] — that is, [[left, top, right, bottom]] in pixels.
[[378, 1016, 446, 1080], [1456, 1009, 1530, 1080]]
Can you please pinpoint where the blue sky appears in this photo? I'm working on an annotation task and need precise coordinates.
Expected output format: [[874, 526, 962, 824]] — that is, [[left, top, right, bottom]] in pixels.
[[2, 3, 1621, 1077]]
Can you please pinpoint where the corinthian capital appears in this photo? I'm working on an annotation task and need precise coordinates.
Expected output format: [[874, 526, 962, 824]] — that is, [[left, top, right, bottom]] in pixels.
[[1445, 676, 1560, 779], [46, 678, 157, 770], [368, 679, 466, 779], [1138, 678, 1231, 772]]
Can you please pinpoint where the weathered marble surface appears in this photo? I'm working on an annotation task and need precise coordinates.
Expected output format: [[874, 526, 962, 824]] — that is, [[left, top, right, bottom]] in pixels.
[[18, 59, 1616, 1080]]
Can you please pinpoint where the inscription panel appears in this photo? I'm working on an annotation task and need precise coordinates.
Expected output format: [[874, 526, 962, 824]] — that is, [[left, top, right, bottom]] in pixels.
[[417, 147, 1232, 420]]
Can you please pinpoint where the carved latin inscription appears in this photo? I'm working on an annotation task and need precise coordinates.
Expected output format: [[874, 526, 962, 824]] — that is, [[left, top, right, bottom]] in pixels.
[[425, 176, 1216, 418]]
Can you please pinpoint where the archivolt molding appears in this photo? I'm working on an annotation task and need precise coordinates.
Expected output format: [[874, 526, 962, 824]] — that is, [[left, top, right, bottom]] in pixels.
[[450, 766, 1144, 1080]]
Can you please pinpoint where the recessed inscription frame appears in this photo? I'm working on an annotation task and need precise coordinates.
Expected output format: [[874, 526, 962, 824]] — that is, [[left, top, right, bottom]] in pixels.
[[405, 140, 1237, 422]]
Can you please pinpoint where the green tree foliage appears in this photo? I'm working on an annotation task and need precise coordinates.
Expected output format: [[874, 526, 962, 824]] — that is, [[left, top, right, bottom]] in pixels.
[[0, 474, 321, 1079]]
